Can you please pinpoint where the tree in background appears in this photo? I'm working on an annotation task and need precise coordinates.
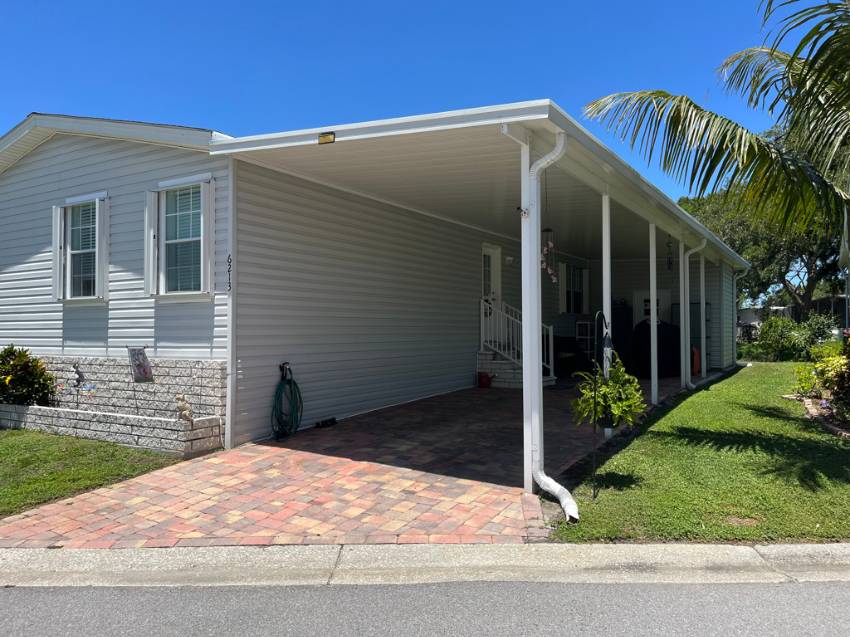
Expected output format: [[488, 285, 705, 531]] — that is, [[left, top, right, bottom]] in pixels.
[[679, 190, 841, 318]]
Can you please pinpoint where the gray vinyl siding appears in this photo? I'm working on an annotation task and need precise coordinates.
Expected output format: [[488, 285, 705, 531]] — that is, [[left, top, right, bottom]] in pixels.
[[232, 160, 557, 444], [720, 263, 737, 368], [0, 134, 229, 359]]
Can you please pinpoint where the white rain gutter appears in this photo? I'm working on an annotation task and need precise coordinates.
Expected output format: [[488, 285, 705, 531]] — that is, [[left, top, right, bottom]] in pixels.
[[683, 239, 707, 389], [525, 131, 580, 521]]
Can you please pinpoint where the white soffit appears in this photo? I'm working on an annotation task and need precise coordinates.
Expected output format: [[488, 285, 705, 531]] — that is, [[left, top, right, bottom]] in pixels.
[[211, 100, 747, 269]]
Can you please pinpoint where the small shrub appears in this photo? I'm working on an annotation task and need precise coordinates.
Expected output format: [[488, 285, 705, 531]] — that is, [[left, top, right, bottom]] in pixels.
[[750, 314, 837, 362], [0, 344, 55, 406], [572, 352, 647, 429], [814, 354, 850, 418], [737, 342, 761, 361], [809, 339, 843, 362], [756, 317, 798, 361], [794, 364, 819, 397]]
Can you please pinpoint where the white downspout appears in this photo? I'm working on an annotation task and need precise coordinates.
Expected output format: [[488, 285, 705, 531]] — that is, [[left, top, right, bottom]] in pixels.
[[527, 131, 580, 521], [683, 239, 706, 389]]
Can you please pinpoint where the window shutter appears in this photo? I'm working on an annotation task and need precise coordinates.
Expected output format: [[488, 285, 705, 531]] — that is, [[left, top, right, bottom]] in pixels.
[[95, 197, 110, 300], [558, 262, 567, 314], [51, 206, 64, 301], [201, 179, 216, 294], [143, 191, 158, 296]]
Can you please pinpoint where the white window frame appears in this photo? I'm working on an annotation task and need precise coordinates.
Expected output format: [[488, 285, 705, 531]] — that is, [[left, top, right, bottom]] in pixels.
[[146, 174, 214, 298], [51, 192, 109, 302], [559, 262, 587, 314]]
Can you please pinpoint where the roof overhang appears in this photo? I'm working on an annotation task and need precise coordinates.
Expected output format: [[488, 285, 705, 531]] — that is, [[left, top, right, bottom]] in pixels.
[[0, 113, 231, 176], [211, 99, 748, 269]]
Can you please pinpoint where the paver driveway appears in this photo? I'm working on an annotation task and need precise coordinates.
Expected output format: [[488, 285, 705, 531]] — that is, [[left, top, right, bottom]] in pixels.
[[0, 379, 683, 548]]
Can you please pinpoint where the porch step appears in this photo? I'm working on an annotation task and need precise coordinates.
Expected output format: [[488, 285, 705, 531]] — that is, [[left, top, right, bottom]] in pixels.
[[478, 351, 556, 388]]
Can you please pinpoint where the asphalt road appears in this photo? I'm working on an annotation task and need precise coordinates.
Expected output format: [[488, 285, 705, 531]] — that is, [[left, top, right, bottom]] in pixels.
[[3, 581, 849, 637]]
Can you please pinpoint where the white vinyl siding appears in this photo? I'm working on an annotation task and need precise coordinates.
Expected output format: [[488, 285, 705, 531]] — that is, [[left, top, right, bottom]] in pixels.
[[232, 160, 527, 444], [0, 134, 229, 358]]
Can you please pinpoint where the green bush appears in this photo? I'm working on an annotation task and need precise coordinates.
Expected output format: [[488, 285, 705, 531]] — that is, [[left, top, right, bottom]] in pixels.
[[756, 317, 798, 361], [0, 345, 55, 406], [747, 314, 837, 362], [814, 354, 850, 418], [572, 352, 647, 429], [794, 363, 819, 397], [736, 341, 761, 361], [809, 339, 843, 362]]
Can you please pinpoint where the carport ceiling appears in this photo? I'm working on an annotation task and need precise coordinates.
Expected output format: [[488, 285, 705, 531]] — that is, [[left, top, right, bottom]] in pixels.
[[232, 123, 661, 259]]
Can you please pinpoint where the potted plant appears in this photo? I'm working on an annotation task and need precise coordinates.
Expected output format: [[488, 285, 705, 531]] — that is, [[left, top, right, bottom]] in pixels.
[[572, 351, 646, 439]]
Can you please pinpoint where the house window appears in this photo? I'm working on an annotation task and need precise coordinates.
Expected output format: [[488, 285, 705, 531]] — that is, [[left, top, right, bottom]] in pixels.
[[145, 174, 214, 297], [559, 263, 586, 314], [51, 193, 109, 301], [162, 185, 202, 292], [67, 201, 97, 298]]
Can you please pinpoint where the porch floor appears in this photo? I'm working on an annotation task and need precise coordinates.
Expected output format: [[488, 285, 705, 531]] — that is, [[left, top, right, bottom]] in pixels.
[[0, 377, 685, 548]]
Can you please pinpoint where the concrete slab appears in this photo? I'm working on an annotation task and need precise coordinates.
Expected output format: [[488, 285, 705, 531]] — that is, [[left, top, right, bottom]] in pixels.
[[332, 543, 789, 585], [0, 545, 340, 587], [755, 543, 850, 582]]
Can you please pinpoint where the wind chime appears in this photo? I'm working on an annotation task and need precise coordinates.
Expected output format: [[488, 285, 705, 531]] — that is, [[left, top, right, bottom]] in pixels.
[[541, 173, 558, 284]]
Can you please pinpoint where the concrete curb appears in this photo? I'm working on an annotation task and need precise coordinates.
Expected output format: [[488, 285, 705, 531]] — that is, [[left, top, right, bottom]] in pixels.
[[2, 543, 850, 587]]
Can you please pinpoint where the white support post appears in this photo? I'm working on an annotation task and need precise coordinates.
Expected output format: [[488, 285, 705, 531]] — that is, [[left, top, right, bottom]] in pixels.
[[679, 239, 687, 388], [700, 254, 706, 378], [602, 191, 612, 377], [649, 224, 658, 405], [519, 140, 536, 494]]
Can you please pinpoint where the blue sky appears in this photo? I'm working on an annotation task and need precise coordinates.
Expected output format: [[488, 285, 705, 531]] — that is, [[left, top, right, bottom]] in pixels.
[[0, 0, 780, 200]]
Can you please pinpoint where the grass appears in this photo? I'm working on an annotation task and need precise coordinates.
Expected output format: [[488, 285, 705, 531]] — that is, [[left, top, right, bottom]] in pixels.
[[0, 429, 176, 518], [553, 363, 850, 543]]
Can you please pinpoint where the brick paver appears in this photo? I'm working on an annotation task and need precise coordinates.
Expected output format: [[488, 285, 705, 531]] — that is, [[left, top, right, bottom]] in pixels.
[[0, 380, 679, 549]]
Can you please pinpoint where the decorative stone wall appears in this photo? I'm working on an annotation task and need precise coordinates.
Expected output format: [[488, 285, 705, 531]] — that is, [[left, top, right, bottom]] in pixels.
[[0, 404, 221, 457], [40, 356, 226, 420]]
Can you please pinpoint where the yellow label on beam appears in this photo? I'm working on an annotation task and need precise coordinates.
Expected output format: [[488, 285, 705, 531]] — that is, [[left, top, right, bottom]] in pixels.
[[318, 131, 336, 145]]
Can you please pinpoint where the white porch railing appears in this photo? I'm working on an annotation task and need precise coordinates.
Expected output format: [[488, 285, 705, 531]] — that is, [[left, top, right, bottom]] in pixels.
[[480, 299, 555, 378]]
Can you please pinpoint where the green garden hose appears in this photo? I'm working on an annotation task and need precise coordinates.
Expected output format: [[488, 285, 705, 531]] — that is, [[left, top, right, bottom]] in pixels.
[[271, 362, 303, 439]]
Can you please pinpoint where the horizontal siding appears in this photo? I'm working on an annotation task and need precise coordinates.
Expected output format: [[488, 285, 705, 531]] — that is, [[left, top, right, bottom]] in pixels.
[[232, 161, 540, 444], [721, 263, 736, 368], [0, 134, 230, 359]]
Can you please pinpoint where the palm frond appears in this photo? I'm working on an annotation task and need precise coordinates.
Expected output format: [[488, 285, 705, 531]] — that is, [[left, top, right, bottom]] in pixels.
[[720, 46, 850, 178], [584, 90, 846, 230], [759, 1, 850, 182]]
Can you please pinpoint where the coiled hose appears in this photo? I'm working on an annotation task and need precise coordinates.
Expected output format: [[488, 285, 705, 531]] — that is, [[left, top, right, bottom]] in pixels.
[[271, 362, 303, 439]]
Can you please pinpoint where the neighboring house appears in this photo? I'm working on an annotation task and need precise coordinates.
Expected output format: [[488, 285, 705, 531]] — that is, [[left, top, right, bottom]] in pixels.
[[0, 101, 747, 494]]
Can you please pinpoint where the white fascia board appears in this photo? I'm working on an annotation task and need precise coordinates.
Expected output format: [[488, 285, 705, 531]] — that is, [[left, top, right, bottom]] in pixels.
[[209, 99, 552, 155], [544, 102, 749, 271]]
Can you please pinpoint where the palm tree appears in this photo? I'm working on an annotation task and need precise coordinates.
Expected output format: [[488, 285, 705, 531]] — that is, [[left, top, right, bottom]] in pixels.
[[585, 1, 850, 233]]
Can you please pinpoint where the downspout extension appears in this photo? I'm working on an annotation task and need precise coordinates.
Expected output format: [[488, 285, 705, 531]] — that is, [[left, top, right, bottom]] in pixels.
[[683, 239, 707, 390], [528, 131, 580, 522]]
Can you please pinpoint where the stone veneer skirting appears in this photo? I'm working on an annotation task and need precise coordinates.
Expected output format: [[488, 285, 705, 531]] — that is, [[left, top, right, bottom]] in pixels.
[[0, 404, 222, 457], [40, 356, 227, 421]]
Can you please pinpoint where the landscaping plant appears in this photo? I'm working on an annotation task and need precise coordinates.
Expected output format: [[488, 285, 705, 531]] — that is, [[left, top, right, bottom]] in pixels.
[[0, 344, 55, 406], [743, 314, 837, 362], [572, 352, 647, 430]]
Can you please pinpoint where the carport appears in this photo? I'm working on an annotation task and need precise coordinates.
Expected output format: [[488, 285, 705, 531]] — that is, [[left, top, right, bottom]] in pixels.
[[212, 100, 748, 520]]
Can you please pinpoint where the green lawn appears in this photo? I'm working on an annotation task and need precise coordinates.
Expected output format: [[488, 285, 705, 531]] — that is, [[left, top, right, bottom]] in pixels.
[[0, 429, 176, 518], [553, 363, 850, 542]]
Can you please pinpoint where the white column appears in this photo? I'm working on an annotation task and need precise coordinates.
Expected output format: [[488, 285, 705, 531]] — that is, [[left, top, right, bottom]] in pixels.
[[700, 254, 706, 378], [649, 224, 658, 405], [679, 239, 687, 388], [519, 141, 537, 493], [602, 191, 612, 377]]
